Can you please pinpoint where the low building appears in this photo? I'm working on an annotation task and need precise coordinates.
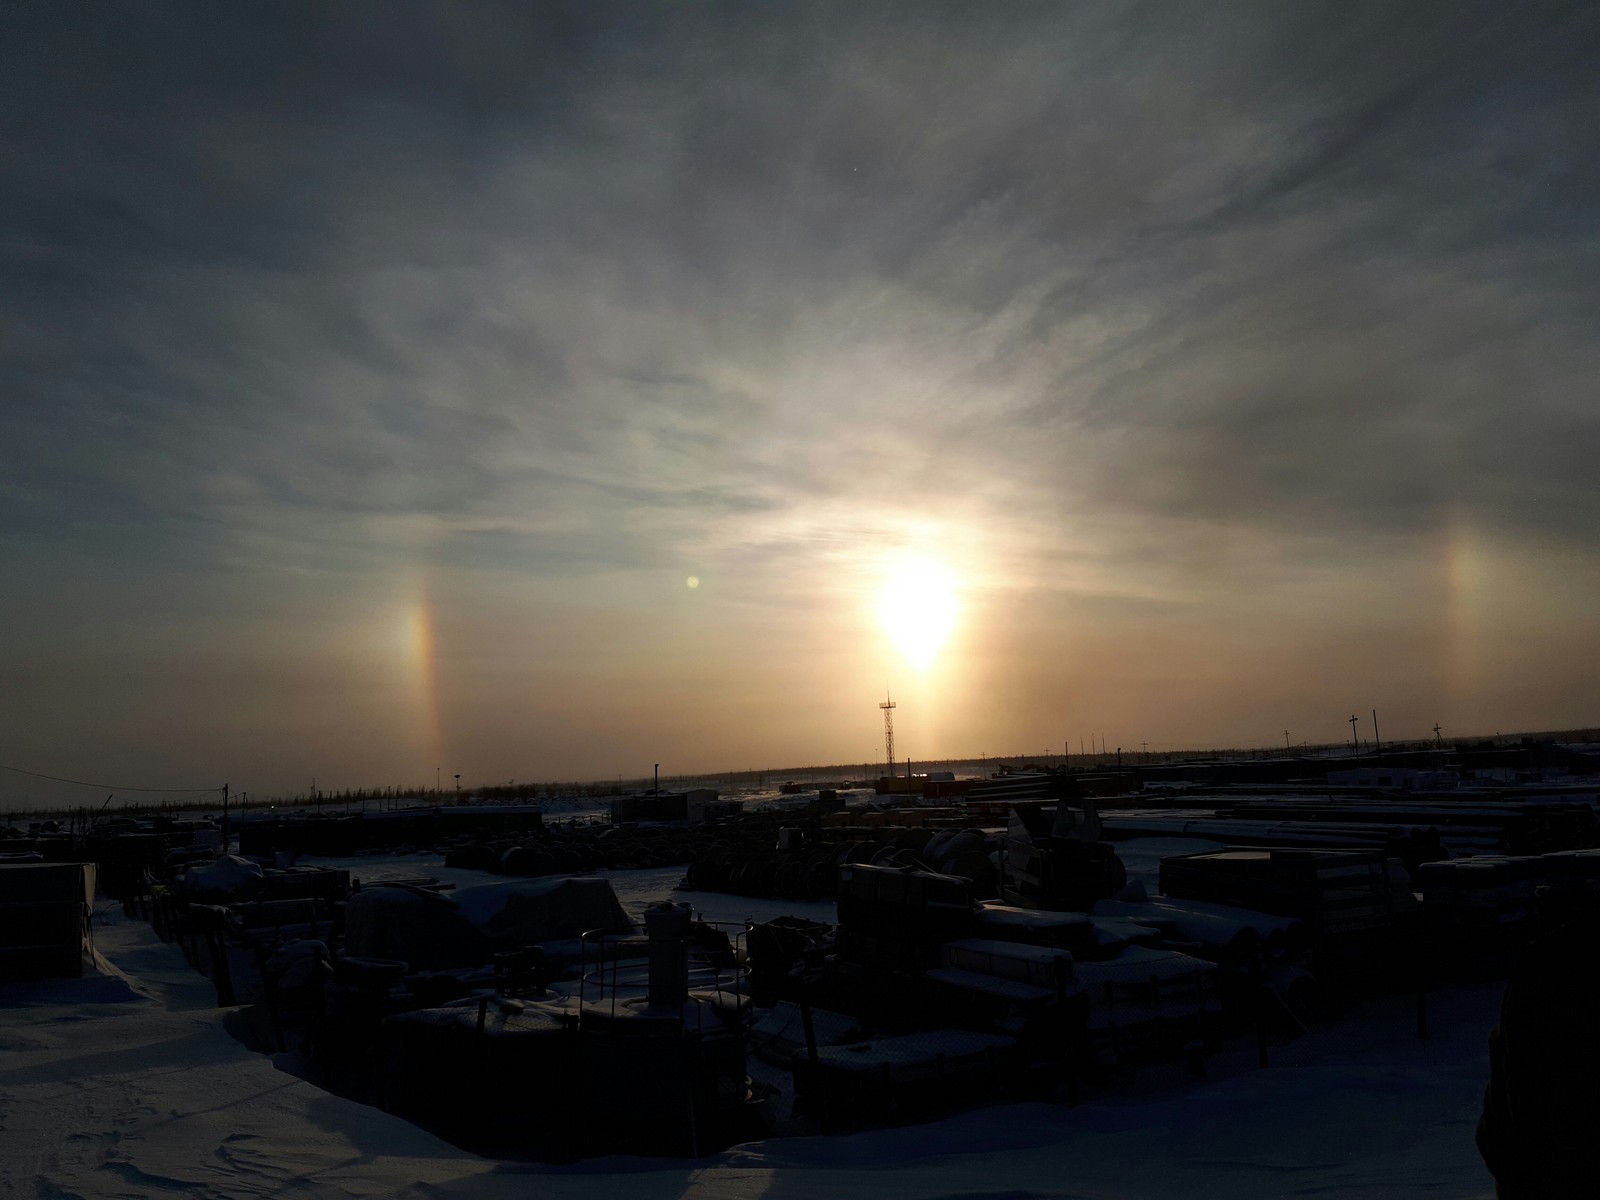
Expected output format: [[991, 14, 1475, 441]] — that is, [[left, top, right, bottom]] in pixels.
[[611, 788, 735, 826]]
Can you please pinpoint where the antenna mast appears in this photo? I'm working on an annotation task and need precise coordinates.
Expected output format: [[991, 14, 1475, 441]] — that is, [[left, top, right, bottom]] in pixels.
[[879, 693, 897, 777]]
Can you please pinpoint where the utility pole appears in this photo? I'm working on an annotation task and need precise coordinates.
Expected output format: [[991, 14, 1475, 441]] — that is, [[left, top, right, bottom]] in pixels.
[[1371, 709, 1381, 755], [1433, 723, 1444, 748], [454, 773, 461, 802], [1349, 714, 1360, 756], [222, 783, 229, 855], [654, 763, 660, 795], [1285, 730, 1291, 757]]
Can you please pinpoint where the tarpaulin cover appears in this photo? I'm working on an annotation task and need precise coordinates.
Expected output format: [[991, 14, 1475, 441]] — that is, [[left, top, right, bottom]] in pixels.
[[342, 877, 635, 971], [342, 887, 488, 971], [453, 876, 635, 946], [183, 855, 263, 901]]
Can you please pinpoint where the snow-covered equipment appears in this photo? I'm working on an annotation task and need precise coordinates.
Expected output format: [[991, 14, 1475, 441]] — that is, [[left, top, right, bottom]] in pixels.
[[453, 875, 634, 964], [833, 862, 975, 974], [1093, 895, 1309, 964], [924, 936, 1079, 1048], [343, 885, 487, 971], [1159, 848, 1411, 992], [181, 854, 263, 902], [380, 994, 580, 1152], [745, 915, 832, 1006], [343, 876, 634, 973], [1420, 848, 1600, 977], [1071, 943, 1225, 1060], [0, 861, 95, 981], [1001, 803, 1127, 910], [573, 904, 753, 1157], [974, 902, 1098, 953]]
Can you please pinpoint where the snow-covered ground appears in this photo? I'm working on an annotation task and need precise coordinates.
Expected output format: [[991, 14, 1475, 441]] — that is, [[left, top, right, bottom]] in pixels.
[[0, 854, 1502, 1199]]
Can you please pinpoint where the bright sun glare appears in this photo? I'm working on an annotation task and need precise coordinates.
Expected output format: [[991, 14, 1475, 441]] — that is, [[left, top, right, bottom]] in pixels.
[[877, 556, 960, 670]]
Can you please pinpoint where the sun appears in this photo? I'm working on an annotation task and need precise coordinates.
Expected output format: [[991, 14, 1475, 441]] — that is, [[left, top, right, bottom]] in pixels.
[[877, 555, 960, 670]]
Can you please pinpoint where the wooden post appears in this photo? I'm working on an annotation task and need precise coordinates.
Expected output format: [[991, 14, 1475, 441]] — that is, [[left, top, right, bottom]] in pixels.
[[799, 977, 829, 1131]]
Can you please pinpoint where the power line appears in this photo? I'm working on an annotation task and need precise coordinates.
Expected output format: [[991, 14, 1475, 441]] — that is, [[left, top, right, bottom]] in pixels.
[[0, 761, 223, 794]]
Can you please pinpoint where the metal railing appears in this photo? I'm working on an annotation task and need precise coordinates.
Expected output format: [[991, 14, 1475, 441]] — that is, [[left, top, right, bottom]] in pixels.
[[577, 920, 749, 1032]]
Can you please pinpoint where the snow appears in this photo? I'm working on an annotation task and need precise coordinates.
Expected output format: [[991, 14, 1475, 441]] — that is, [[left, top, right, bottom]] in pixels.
[[0, 856, 1503, 1199], [749, 1002, 867, 1066], [923, 966, 1055, 1003], [811, 1029, 1015, 1072]]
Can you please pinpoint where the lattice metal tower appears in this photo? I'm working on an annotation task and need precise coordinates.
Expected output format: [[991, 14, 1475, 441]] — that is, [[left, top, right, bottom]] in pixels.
[[879, 693, 897, 776]]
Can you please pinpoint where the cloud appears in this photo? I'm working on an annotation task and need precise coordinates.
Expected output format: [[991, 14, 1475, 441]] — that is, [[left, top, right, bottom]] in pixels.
[[2, 2, 1598, 785]]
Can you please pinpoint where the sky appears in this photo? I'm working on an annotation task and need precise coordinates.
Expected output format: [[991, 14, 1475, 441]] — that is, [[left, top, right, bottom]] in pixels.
[[2, 1, 1598, 802]]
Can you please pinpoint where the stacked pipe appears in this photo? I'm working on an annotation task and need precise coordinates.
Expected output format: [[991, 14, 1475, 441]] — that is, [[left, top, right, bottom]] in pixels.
[[442, 824, 712, 877], [683, 823, 998, 901], [1093, 896, 1309, 965], [1158, 847, 1415, 996], [924, 936, 1077, 1058], [1225, 798, 1600, 856], [824, 863, 976, 1031], [1103, 796, 1599, 859], [833, 863, 975, 974], [1418, 848, 1600, 978]]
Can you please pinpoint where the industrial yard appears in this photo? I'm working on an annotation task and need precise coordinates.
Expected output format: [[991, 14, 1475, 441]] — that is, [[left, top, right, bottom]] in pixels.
[[7, 741, 1597, 1196]]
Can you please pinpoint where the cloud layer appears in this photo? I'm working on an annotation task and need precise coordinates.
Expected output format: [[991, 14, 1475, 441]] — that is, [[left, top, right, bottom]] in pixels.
[[3, 2, 1598, 796]]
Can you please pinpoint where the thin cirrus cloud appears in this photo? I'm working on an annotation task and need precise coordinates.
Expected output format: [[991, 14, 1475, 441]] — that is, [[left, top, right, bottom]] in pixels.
[[1, 1, 1597, 797]]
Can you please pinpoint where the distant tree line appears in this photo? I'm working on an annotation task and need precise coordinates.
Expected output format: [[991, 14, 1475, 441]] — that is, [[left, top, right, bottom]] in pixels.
[[8, 725, 1598, 825]]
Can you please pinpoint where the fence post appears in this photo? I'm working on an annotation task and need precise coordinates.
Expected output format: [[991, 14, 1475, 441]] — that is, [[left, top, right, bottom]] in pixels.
[[1254, 953, 1270, 1069], [798, 971, 829, 1132], [1413, 922, 1430, 1040]]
